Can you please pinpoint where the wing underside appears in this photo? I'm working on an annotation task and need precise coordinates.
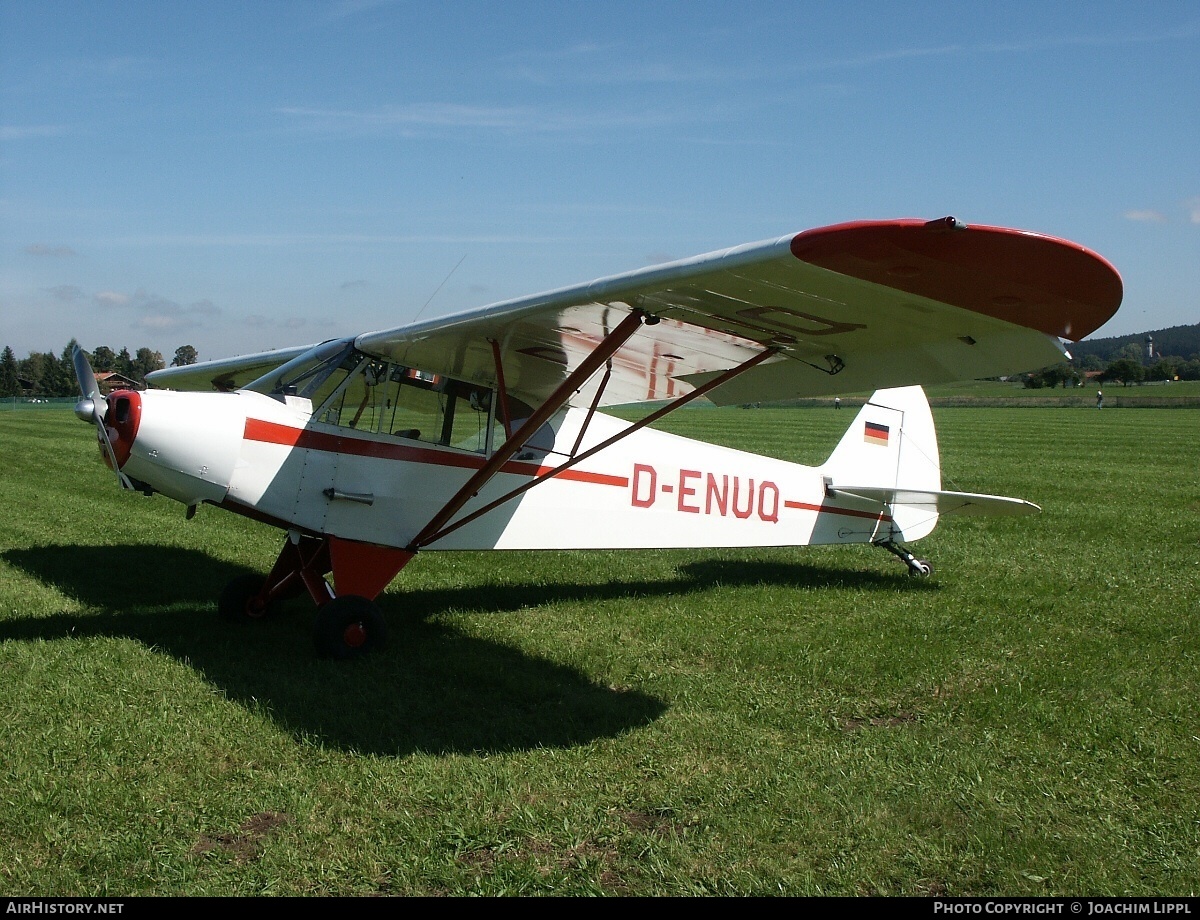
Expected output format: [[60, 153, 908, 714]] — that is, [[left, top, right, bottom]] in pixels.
[[148, 218, 1122, 408], [355, 217, 1122, 409], [147, 344, 315, 392]]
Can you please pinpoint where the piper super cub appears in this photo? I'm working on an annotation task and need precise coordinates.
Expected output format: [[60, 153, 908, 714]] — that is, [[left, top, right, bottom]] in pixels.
[[72, 217, 1122, 659]]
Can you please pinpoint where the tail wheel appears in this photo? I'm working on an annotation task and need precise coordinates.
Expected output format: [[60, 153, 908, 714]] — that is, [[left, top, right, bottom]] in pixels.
[[313, 595, 387, 660], [909, 559, 933, 578], [219, 573, 277, 622]]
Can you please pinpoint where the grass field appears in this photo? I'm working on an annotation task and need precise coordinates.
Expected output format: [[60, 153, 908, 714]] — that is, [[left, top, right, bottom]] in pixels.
[[1, 404, 1197, 896]]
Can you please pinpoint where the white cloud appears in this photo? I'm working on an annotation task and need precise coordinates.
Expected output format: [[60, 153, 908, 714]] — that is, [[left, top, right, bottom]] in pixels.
[[1124, 209, 1167, 223], [134, 295, 220, 333]]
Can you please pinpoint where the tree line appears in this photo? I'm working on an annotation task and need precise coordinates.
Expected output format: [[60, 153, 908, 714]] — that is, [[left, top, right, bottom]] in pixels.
[[0, 341, 198, 398], [1069, 323, 1200, 364], [1024, 339, 1200, 389]]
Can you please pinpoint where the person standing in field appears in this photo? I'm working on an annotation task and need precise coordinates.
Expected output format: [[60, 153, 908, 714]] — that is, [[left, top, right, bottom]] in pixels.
[[1097, 389, 1103, 409]]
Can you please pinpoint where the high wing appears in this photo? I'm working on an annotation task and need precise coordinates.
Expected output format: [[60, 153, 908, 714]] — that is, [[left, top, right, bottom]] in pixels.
[[147, 344, 315, 392], [148, 217, 1122, 407]]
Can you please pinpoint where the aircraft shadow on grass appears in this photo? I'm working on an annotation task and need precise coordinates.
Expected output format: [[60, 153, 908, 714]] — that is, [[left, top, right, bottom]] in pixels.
[[2, 543, 931, 756]]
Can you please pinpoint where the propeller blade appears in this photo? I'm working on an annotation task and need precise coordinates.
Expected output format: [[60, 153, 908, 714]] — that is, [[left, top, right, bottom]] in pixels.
[[72, 344, 98, 398], [94, 411, 133, 489], [71, 345, 105, 424], [71, 345, 132, 490]]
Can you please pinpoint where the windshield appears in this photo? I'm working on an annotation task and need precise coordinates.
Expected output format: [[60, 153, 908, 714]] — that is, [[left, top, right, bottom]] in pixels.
[[243, 338, 360, 402], [313, 358, 498, 454], [241, 339, 555, 458]]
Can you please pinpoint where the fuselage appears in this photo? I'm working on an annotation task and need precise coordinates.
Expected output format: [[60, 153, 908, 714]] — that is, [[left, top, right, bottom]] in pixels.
[[103, 386, 909, 552]]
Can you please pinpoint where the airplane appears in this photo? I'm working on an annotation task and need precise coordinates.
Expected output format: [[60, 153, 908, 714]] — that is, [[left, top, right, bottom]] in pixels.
[[71, 216, 1123, 660]]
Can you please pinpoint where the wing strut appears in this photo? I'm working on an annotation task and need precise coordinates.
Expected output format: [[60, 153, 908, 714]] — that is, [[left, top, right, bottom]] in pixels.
[[491, 338, 514, 440], [407, 308, 650, 551], [571, 362, 612, 457], [416, 342, 781, 548]]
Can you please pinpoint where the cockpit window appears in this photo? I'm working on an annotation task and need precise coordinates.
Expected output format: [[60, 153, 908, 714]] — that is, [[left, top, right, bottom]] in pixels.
[[312, 356, 496, 454], [246, 342, 561, 458]]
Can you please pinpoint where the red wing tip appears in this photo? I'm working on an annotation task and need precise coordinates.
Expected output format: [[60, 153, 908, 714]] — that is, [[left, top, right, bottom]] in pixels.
[[788, 217, 1123, 341], [791, 216, 1114, 259]]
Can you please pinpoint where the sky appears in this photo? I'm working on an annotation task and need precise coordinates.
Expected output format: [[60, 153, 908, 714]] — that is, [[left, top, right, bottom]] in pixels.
[[1, 1, 1197, 364]]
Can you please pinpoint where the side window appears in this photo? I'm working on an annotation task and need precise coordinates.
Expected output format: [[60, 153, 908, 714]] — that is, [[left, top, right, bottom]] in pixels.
[[445, 381, 493, 453], [380, 367, 446, 443], [316, 358, 386, 429], [312, 359, 495, 454]]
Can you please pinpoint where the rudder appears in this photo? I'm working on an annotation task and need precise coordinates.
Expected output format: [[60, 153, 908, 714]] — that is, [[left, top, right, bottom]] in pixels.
[[819, 386, 942, 541]]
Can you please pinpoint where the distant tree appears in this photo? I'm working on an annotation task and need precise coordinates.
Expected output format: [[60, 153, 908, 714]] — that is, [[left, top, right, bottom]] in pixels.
[[92, 345, 117, 371], [1044, 363, 1080, 389], [53, 341, 79, 396], [1023, 363, 1080, 389], [0, 346, 18, 397], [1115, 342, 1145, 363], [1147, 357, 1180, 382], [1100, 358, 1146, 387], [1078, 353, 1104, 372], [1179, 358, 1200, 381], [19, 352, 50, 395], [132, 347, 164, 382], [116, 347, 133, 378], [172, 345, 198, 367]]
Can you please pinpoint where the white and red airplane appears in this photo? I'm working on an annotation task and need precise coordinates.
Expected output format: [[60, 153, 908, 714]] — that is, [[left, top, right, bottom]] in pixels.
[[72, 217, 1122, 659]]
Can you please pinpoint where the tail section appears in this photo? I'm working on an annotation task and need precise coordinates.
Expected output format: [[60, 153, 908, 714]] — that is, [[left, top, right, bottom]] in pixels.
[[820, 386, 1040, 553], [820, 386, 942, 541]]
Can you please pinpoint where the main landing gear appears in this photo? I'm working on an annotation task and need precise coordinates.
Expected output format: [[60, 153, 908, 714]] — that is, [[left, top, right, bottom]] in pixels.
[[217, 532, 411, 660], [312, 594, 388, 660], [877, 540, 933, 578]]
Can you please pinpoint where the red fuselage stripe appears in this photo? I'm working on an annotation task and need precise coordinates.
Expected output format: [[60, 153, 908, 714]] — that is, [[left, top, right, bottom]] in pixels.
[[242, 418, 894, 524], [242, 418, 628, 487], [783, 499, 892, 523]]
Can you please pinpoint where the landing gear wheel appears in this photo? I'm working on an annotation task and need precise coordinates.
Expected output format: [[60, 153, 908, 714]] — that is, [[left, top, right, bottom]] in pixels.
[[219, 573, 277, 622], [877, 540, 935, 578], [313, 595, 387, 660]]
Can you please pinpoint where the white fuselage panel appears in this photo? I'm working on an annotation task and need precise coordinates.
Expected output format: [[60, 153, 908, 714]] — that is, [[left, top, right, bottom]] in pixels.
[[124, 392, 899, 551]]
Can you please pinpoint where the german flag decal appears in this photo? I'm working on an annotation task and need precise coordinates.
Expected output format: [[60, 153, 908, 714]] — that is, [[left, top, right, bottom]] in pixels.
[[864, 421, 890, 446]]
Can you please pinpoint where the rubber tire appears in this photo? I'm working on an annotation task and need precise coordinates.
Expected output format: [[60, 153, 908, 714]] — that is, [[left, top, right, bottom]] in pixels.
[[313, 595, 387, 660], [218, 573, 277, 622], [909, 560, 933, 578]]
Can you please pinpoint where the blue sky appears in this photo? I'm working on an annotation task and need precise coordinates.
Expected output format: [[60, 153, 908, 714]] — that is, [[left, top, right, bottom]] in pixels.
[[2, 1, 1197, 363]]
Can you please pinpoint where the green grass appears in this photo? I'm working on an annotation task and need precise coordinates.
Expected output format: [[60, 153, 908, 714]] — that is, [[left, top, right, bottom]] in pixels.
[[702, 377, 1200, 408], [1, 406, 1197, 896]]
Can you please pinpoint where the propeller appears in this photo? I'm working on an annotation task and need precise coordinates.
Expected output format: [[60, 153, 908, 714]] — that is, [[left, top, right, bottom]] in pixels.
[[72, 345, 132, 489]]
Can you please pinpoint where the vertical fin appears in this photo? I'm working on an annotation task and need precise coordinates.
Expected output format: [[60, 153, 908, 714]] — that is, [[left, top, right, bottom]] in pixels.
[[819, 386, 942, 541]]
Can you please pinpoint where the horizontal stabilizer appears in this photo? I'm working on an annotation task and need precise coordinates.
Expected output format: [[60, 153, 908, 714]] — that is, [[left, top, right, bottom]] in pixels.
[[828, 486, 1041, 517]]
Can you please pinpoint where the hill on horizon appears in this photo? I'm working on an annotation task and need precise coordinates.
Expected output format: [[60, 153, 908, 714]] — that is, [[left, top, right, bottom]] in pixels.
[[1073, 322, 1200, 361]]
